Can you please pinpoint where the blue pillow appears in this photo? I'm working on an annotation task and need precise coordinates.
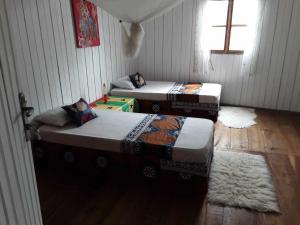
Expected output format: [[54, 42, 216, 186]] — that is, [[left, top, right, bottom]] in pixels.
[[62, 98, 97, 127]]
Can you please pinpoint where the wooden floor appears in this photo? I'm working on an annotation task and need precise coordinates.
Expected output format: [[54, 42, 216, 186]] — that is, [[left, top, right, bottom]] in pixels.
[[36, 109, 300, 225]]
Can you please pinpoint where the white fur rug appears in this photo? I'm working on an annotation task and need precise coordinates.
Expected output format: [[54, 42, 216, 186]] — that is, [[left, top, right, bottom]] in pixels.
[[208, 151, 280, 213], [218, 106, 257, 128]]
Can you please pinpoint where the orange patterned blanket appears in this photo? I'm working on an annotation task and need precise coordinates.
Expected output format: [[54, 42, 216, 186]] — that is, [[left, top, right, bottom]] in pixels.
[[167, 82, 203, 102], [121, 114, 186, 160]]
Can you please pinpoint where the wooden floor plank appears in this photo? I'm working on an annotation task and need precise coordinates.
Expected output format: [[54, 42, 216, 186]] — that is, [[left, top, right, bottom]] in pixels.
[[230, 128, 248, 150], [258, 111, 289, 154], [266, 153, 300, 225], [278, 125, 300, 156], [214, 122, 231, 150], [222, 207, 259, 225], [247, 125, 265, 152], [71, 184, 128, 225], [290, 155, 300, 185], [197, 203, 224, 225]]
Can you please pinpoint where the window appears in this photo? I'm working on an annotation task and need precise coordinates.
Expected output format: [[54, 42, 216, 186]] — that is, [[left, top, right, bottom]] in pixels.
[[207, 0, 250, 54]]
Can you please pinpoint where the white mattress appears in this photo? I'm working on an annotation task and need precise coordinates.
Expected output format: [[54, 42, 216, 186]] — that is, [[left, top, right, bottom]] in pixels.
[[39, 110, 214, 164], [110, 81, 222, 104]]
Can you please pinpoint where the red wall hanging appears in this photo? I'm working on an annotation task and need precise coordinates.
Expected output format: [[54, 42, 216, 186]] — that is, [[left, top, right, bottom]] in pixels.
[[72, 0, 100, 48]]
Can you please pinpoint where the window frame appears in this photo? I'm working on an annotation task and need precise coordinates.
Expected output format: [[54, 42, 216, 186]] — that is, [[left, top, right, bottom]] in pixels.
[[210, 0, 245, 55]]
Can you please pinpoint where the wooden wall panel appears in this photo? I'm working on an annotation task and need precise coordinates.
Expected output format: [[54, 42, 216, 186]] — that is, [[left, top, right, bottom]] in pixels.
[[136, 0, 300, 112], [0, 0, 43, 223], [277, 0, 300, 111], [154, 15, 163, 81], [4, 0, 136, 116], [262, 0, 293, 110], [162, 11, 173, 81]]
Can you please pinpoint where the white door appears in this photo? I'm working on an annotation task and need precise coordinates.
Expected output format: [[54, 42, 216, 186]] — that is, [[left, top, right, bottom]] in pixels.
[[0, 0, 43, 224]]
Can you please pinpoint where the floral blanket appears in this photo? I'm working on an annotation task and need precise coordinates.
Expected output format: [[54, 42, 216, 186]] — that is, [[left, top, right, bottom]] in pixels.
[[167, 82, 203, 103], [121, 114, 186, 160]]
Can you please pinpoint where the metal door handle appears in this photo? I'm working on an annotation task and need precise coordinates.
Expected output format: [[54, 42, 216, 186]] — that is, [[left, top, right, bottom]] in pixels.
[[19, 93, 34, 141]]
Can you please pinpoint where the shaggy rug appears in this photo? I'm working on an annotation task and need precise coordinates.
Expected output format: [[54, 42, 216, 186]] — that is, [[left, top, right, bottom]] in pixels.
[[208, 151, 280, 213], [218, 106, 257, 128]]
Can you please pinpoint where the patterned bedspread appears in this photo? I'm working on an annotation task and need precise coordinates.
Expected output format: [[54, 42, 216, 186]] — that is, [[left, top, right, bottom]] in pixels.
[[167, 82, 203, 103], [121, 114, 186, 160]]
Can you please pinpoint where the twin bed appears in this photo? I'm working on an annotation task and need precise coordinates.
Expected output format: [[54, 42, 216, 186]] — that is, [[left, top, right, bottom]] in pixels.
[[36, 110, 214, 179], [111, 81, 222, 122]]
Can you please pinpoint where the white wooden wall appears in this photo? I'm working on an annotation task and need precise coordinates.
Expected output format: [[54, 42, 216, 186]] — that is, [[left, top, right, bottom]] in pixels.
[[4, 0, 136, 116], [0, 0, 43, 224], [136, 0, 300, 112]]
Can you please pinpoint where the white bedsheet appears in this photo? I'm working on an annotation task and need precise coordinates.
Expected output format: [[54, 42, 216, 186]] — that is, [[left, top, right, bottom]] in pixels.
[[39, 110, 214, 164], [110, 81, 222, 104]]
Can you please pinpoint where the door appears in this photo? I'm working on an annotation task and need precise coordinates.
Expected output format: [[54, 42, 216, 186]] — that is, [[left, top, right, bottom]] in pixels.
[[0, 0, 43, 224]]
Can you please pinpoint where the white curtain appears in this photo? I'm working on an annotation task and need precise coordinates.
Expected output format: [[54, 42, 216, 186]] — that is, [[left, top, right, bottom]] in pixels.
[[194, 0, 267, 77], [240, 0, 267, 77], [193, 0, 211, 75]]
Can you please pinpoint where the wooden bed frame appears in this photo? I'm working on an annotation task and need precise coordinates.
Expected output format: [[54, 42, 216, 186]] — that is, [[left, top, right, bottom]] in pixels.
[[32, 140, 211, 185], [137, 99, 219, 122]]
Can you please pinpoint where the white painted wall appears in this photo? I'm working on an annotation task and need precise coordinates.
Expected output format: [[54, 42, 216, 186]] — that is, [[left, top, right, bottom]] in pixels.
[[4, 0, 136, 116], [136, 0, 300, 112], [0, 0, 43, 224]]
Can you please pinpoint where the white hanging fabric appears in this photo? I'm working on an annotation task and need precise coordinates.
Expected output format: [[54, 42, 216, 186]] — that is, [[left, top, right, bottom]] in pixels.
[[91, 0, 184, 58], [91, 0, 184, 23], [240, 0, 267, 77], [193, 0, 212, 75], [121, 23, 145, 58]]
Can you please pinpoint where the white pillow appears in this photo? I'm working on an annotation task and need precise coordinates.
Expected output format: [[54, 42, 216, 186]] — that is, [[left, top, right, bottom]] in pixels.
[[112, 76, 136, 90], [34, 107, 71, 127]]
